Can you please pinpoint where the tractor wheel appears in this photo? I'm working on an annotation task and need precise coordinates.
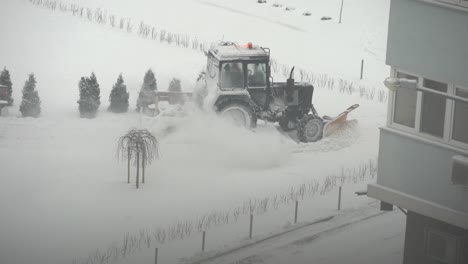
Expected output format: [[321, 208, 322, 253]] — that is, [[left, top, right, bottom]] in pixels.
[[218, 101, 257, 128], [297, 115, 324, 143]]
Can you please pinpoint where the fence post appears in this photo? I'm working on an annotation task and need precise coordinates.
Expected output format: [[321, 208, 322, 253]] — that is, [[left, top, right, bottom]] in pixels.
[[360, 59, 364, 80], [249, 214, 254, 239], [202, 231, 206, 252], [339, 0, 344, 24], [338, 186, 342, 210], [294, 200, 299, 224], [154, 248, 158, 264]]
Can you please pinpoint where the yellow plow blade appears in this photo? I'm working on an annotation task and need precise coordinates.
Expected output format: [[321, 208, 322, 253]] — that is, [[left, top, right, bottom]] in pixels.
[[323, 104, 359, 138]]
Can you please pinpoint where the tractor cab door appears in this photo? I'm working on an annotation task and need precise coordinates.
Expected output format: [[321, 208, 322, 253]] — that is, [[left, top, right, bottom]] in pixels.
[[206, 54, 220, 90], [246, 62, 268, 108]]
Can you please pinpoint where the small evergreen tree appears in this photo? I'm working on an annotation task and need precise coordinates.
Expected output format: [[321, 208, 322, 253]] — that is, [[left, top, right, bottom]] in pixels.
[[136, 69, 157, 111], [88, 73, 101, 108], [78, 77, 93, 117], [141, 69, 157, 92], [0, 67, 14, 106], [108, 74, 129, 113], [19, 73, 41, 117], [77, 72, 101, 118], [168, 78, 182, 92]]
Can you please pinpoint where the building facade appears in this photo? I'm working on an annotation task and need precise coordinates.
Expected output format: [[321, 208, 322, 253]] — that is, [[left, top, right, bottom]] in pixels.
[[367, 0, 468, 263]]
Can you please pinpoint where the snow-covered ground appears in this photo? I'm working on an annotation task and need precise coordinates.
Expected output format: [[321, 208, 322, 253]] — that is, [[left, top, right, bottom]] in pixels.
[[0, 0, 394, 264]]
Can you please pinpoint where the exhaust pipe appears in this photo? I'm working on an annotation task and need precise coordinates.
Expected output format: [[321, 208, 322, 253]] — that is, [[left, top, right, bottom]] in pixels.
[[286, 66, 295, 103]]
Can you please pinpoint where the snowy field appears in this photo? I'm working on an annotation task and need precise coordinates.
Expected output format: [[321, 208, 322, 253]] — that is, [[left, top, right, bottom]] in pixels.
[[0, 0, 393, 264]]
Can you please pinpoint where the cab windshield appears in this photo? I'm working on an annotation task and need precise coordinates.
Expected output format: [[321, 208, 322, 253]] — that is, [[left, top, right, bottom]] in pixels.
[[247, 63, 267, 87]]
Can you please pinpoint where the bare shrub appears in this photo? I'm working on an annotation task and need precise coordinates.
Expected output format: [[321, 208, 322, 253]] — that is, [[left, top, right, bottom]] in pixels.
[[86, 8, 93, 21], [151, 27, 158, 40], [166, 32, 174, 44], [159, 30, 166, 42], [109, 15, 115, 27], [125, 18, 133, 33], [138, 21, 151, 38]]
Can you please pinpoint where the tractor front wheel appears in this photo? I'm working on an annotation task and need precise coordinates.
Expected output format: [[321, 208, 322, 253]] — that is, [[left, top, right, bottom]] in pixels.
[[297, 115, 324, 143]]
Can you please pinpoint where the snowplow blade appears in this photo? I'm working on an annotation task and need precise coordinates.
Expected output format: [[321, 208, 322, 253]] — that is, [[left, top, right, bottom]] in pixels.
[[322, 104, 359, 138]]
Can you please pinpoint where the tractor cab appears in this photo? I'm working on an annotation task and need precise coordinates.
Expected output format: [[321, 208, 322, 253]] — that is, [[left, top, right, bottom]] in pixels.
[[206, 42, 271, 108]]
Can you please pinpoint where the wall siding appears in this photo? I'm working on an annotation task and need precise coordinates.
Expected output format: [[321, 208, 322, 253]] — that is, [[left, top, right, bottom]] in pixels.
[[377, 129, 468, 213], [386, 0, 468, 87]]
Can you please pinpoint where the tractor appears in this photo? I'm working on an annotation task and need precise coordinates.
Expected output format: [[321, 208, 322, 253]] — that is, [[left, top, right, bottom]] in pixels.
[[152, 42, 358, 142]]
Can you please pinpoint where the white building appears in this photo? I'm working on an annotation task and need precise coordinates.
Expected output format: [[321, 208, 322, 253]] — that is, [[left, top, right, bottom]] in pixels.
[[367, 0, 468, 263]]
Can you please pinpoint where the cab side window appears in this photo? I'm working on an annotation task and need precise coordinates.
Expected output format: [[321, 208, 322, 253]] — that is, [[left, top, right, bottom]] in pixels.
[[220, 62, 244, 89], [207, 56, 217, 79]]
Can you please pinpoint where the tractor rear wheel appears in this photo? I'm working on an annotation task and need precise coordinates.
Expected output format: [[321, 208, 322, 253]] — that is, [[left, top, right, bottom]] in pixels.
[[218, 101, 257, 128], [297, 115, 324, 142]]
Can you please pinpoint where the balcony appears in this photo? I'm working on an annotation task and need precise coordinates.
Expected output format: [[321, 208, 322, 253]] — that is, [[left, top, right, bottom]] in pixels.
[[368, 127, 468, 229]]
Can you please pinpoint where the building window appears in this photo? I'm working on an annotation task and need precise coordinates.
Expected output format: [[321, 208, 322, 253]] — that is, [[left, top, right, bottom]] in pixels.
[[426, 228, 458, 264], [393, 72, 418, 128], [420, 78, 448, 138], [452, 88, 468, 144], [390, 70, 468, 149]]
